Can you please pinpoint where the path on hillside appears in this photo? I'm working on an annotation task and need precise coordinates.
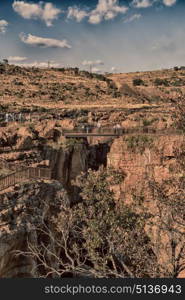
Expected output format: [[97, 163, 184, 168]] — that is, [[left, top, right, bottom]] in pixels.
[[3, 98, 168, 111], [25, 103, 167, 110]]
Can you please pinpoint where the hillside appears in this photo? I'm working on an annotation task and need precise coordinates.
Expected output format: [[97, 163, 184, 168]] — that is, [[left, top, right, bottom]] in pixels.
[[1, 64, 185, 109], [0, 64, 121, 108]]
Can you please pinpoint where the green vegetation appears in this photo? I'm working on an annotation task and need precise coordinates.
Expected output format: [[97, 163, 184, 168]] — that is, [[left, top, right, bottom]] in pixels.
[[126, 135, 153, 153], [133, 78, 145, 86], [20, 166, 160, 278], [31, 167, 157, 277], [154, 75, 185, 88], [142, 118, 158, 127], [170, 77, 185, 87], [154, 78, 169, 87], [132, 191, 145, 206], [0, 64, 122, 103], [106, 166, 126, 185]]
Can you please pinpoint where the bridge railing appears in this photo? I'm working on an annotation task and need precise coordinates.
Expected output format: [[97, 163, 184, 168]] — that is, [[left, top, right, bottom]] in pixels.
[[63, 127, 118, 135], [62, 127, 185, 136], [0, 167, 51, 191]]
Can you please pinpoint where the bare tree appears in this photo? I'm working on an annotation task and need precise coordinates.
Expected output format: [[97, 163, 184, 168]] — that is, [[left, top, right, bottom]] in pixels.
[[16, 167, 159, 278]]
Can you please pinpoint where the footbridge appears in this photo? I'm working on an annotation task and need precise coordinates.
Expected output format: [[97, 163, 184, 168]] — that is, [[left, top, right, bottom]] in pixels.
[[63, 132, 121, 138], [62, 127, 184, 138], [0, 167, 51, 192]]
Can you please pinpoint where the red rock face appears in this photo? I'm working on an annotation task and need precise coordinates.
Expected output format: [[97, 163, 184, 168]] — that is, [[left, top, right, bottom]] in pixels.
[[108, 134, 184, 200], [108, 134, 185, 276], [0, 181, 68, 278]]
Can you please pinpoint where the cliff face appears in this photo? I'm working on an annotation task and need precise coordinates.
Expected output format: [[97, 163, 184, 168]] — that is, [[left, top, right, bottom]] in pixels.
[[0, 134, 113, 278], [0, 118, 185, 277], [108, 134, 184, 198], [42, 139, 112, 203], [0, 181, 68, 278], [107, 134, 185, 276], [41, 133, 185, 276], [42, 141, 88, 203]]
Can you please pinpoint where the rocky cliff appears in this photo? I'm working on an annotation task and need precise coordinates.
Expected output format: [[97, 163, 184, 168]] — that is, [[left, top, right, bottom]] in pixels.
[[107, 134, 185, 276], [0, 111, 185, 277], [0, 181, 68, 278]]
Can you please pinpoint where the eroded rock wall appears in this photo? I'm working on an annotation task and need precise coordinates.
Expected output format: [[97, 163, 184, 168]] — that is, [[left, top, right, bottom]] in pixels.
[[107, 134, 185, 276], [0, 181, 68, 278]]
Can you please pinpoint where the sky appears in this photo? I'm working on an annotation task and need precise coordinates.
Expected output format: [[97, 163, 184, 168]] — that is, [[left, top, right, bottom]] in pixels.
[[0, 0, 184, 73]]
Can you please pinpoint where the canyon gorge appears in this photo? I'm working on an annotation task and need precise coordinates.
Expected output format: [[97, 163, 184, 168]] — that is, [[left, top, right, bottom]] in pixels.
[[0, 65, 185, 278]]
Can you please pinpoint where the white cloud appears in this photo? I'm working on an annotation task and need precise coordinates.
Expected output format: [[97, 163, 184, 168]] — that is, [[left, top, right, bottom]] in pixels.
[[91, 67, 101, 73], [111, 67, 117, 72], [88, 14, 102, 24], [67, 0, 128, 24], [19, 33, 71, 48], [124, 14, 141, 23], [0, 20, 8, 33], [16, 61, 61, 68], [12, 1, 61, 26], [89, 0, 128, 24], [82, 60, 104, 66], [132, 0, 153, 8], [8, 56, 27, 62], [67, 6, 88, 22], [163, 0, 177, 6]]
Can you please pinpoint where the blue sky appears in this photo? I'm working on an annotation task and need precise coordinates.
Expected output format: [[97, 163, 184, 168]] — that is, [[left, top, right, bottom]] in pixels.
[[0, 0, 184, 72]]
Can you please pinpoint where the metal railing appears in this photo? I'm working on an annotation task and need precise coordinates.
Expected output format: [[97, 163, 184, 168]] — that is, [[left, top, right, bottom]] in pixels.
[[62, 127, 185, 136], [0, 167, 51, 191]]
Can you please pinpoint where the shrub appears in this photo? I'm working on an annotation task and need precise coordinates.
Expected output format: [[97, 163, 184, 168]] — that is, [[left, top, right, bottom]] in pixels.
[[154, 78, 169, 87], [133, 78, 145, 86], [143, 118, 158, 127], [126, 135, 153, 153]]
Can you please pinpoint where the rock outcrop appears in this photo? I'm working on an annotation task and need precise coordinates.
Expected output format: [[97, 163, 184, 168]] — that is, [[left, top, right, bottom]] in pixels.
[[0, 180, 68, 278], [107, 134, 185, 276]]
